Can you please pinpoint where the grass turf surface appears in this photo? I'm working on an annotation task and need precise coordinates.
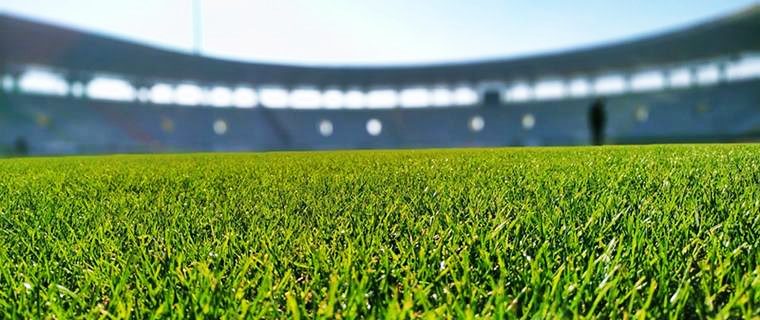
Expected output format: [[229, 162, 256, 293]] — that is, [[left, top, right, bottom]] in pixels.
[[0, 145, 758, 318]]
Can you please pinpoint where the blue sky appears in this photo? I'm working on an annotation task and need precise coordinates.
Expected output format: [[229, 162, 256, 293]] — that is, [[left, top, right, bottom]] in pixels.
[[1, 0, 757, 66]]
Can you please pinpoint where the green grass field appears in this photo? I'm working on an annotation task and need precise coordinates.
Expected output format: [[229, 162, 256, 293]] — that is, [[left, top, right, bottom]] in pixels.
[[0, 145, 758, 318]]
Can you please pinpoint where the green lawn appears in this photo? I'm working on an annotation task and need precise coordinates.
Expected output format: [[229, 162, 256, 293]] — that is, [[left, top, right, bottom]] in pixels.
[[0, 145, 758, 318]]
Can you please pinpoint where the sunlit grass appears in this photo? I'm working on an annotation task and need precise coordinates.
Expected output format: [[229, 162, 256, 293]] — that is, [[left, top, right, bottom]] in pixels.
[[0, 145, 758, 318]]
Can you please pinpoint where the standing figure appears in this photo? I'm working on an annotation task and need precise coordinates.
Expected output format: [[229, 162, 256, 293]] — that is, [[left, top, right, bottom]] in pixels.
[[13, 136, 28, 156], [589, 99, 606, 145]]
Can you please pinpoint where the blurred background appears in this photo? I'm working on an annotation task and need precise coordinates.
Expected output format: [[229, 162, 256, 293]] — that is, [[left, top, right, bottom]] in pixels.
[[1, 0, 759, 155]]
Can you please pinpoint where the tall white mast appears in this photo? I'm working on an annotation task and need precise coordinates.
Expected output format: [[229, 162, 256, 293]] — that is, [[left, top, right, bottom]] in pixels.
[[192, 0, 202, 55]]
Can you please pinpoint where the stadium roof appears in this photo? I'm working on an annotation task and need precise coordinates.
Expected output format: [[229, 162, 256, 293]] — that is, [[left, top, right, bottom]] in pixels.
[[1, 5, 759, 86]]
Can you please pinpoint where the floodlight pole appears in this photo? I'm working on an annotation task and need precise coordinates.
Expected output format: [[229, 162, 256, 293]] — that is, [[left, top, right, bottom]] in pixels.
[[192, 0, 202, 55]]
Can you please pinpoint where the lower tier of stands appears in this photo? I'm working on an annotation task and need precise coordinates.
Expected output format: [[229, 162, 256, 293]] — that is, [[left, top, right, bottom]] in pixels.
[[2, 79, 759, 155]]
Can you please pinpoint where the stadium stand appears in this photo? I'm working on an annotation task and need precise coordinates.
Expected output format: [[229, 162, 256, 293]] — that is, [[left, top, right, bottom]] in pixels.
[[1, 5, 759, 154]]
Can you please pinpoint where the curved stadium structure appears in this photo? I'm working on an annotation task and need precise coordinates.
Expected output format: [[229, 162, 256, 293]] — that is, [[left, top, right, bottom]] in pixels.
[[1, 6, 760, 154]]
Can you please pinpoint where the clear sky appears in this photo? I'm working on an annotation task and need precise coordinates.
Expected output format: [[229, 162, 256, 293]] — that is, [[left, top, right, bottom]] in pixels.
[[1, 0, 757, 66]]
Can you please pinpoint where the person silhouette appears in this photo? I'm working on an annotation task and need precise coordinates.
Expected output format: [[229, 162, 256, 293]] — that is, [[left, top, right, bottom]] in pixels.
[[13, 136, 29, 156], [589, 99, 606, 145]]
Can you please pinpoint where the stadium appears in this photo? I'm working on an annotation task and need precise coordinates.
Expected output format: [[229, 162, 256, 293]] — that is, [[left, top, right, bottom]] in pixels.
[[0, 2, 759, 318], [1, 6, 759, 155]]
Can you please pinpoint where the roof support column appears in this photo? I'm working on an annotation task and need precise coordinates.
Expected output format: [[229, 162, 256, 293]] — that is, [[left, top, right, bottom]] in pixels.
[[2, 72, 18, 95], [662, 70, 671, 90], [65, 72, 89, 99], [718, 61, 729, 84], [689, 67, 699, 88], [136, 79, 156, 104]]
